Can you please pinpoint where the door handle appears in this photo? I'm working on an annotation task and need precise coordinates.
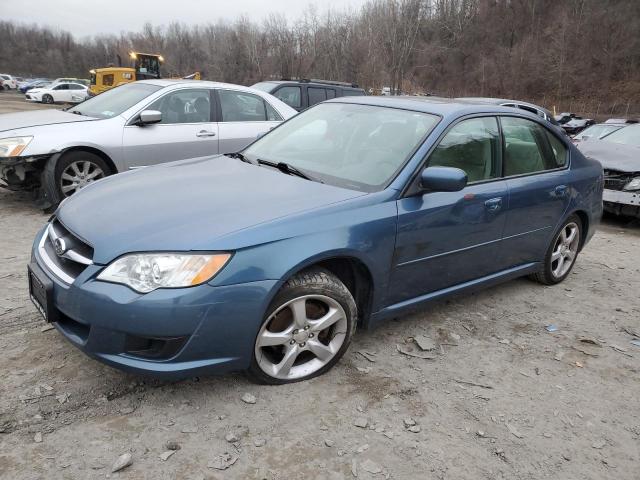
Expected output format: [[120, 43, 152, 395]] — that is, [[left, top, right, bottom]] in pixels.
[[484, 197, 502, 212], [196, 130, 216, 137], [553, 185, 568, 198]]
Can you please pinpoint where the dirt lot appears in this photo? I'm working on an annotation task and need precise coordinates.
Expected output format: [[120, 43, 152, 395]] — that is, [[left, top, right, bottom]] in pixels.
[[1, 96, 639, 480]]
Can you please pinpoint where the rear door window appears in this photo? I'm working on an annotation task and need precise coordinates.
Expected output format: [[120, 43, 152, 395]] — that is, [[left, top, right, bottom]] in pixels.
[[308, 87, 327, 106], [501, 117, 566, 175], [219, 90, 268, 122], [273, 86, 301, 109]]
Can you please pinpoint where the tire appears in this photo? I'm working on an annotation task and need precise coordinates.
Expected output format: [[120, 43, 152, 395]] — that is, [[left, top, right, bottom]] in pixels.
[[248, 267, 357, 384], [531, 214, 582, 285], [42, 94, 53, 104], [53, 151, 111, 199]]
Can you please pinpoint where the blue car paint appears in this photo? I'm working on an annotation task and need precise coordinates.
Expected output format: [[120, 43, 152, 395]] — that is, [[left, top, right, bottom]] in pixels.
[[31, 97, 603, 379]]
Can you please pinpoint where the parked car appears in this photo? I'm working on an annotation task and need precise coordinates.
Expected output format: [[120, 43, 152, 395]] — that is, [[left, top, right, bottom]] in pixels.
[[577, 123, 640, 218], [27, 97, 602, 383], [25, 82, 89, 104], [561, 117, 595, 135], [571, 122, 628, 144], [19, 79, 51, 93], [457, 97, 561, 126], [1, 80, 296, 206], [50, 77, 90, 87], [554, 112, 576, 124], [251, 79, 365, 111], [0, 74, 18, 90]]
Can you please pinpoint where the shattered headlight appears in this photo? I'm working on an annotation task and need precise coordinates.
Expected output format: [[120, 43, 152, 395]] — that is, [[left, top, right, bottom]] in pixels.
[[0, 137, 33, 158], [623, 177, 640, 192], [97, 253, 232, 293]]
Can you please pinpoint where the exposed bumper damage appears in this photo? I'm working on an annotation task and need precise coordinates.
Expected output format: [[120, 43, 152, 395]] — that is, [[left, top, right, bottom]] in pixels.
[[0, 153, 61, 211], [603, 169, 640, 218]]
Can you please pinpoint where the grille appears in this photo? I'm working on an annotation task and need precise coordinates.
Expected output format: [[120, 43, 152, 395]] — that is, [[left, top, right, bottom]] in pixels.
[[38, 218, 93, 283], [603, 170, 634, 192]]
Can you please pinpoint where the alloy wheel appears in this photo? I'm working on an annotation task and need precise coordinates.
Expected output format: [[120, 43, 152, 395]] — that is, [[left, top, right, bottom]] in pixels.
[[59, 160, 105, 197], [550, 221, 580, 278], [254, 294, 348, 381]]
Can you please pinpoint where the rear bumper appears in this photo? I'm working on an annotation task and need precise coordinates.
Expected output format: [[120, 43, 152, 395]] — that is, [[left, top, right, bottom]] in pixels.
[[31, 228, 277, 379]]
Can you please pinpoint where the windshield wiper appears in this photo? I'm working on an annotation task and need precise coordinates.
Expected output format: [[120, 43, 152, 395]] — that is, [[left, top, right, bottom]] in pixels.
[[257, 159, 322, 183], [69, 110, 85, 116], [224, 152, 257, 165]]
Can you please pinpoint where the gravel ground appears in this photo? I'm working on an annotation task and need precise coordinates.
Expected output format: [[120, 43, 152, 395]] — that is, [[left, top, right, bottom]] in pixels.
[[0, 97, 639, 479]]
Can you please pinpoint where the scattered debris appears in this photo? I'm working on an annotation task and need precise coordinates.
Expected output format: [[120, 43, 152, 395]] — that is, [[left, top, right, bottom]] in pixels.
[[241, 393, 257, 404], [165, 440, 181, 451], [438, 328, 460, 346], [414, 334, 436, 351], [111, 453, 133, 473], [454, 378, 493, 390], [360, 459, 382, 474], [357, 351, 377, 363], [572, 346, 599, 357], [621, 326, 640, 338], [225, 432, 239, 443], [592, 439, 607, 449], [34, 432, 42, 443], [506, 423, 524, 439], [181, 426, 198, 434], [159, 450, 176, 461], [351, 459, 358, 477], [253, 438, 266, 447], [396, 344, 436, 360], [407, 425, 421, 433], [554, 351, 565, 361], [55, 393, 69, 404], [356, 444, 370, 453], [498, 338, 511, 345], [40, 324, 55, 333], [545, 325, 559, 333], [354, 417, 368, 428], [575, 361, 584, 368], [403, 418, 416, 427], [324, 439, 334, 447], [631, 340, 640, 348], [579, 337, 602, 347], [208, 453, 238, 470], [356, 367, 371, 373], [610, 345, 633, 357]]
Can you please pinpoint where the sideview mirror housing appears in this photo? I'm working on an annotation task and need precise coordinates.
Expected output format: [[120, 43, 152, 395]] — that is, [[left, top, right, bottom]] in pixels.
[[137, 110, 162, 126], [420, 166, 468, 192]]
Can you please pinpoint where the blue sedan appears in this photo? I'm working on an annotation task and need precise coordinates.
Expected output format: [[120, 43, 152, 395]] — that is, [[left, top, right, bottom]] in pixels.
[[28, 97, 603, 384]]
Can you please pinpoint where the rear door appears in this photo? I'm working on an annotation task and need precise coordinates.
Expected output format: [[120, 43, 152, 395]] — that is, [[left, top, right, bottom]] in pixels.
[[388, 116, 508, 305], [51, 84, 70, 102], [215, 89, 282, 153], [122, 88, 218, 168], [307, 87, 327, 108], [499, 116, 571, 267], [271, 85, 302, 111]]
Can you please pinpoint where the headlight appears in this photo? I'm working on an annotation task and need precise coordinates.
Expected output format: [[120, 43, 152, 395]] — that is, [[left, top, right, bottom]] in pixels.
[[623, 177, 640, 191], [0, 136, 33, 157], [97, 253, 232, 293]]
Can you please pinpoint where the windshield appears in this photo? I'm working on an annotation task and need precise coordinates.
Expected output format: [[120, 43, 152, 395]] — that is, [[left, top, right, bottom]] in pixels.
[[575, 124, 622, 141], [69, 82, 162, 119], [243, 103, 439, 192], [251, 82, 277, 93], [602, 124, 640, 146]]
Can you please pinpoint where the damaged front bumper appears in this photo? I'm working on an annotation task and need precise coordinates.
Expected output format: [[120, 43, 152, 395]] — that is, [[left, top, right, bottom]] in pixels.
[[602, 170, 640, 218], [0, 154, 51, 191]]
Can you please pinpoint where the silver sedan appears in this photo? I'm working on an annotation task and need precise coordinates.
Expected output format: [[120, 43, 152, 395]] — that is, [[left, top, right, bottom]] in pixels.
[[0, 80, 297, 206]]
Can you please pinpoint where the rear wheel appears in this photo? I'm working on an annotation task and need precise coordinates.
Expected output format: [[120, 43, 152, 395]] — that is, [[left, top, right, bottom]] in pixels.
[[249, 268, 357, 384], [531, 215, 582, 285], [42, 94, 53, 104], [54, 151, 110, 198]]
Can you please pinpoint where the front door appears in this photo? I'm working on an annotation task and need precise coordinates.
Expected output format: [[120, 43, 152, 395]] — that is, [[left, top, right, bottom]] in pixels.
[[498, 116, 572, 266], [122, 88, 218, 168], [216, 89, 282, 154], [388, 116, 508, 305]]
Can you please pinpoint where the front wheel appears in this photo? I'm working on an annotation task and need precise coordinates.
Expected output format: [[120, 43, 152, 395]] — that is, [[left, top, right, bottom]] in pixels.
[[54, 151, 110, 198], [249, 268, 357, 384], [42, 94, 54, 104], [531, 215, 582, 285]]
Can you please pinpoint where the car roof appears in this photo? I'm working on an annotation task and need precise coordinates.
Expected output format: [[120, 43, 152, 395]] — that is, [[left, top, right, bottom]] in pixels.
[[258, 80, 363, 89], [138, 79, 268, 90], [324, 95, 547, 118]]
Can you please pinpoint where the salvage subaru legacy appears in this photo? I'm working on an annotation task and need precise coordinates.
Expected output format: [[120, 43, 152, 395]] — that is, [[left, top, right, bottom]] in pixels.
[[28, 97, 603, 384]]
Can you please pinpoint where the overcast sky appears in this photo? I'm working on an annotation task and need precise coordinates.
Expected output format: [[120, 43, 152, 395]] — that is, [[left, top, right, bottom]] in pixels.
[[1, 0, 371, 38]]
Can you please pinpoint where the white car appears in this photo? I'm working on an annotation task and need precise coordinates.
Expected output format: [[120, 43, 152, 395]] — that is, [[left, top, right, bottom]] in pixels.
[[25, 82, 89, 104], [0, 74, 18, 90]]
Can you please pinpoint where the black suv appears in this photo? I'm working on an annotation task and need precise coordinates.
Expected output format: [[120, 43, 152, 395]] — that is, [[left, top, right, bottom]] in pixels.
[[252, 79, 365, 111]]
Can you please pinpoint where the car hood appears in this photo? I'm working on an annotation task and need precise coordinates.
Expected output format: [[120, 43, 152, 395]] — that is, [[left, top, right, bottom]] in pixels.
[[0, 109, 96, 133], [57, 155, 366, 264], [578, 140, 640, 172]]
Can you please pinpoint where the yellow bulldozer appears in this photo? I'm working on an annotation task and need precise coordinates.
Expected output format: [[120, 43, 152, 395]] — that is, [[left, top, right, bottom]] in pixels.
[[89, 52, 201, 96]]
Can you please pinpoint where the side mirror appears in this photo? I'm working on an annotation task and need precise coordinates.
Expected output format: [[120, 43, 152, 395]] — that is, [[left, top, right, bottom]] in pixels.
[[420, 166, 468, 192], [137, 110, 162, 126]]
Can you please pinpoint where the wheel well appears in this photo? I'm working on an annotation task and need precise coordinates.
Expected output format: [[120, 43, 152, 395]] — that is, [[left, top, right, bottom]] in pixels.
[[62, 147, 117, 175], [306, 257, 374, 326], [572, 210, 589, 250]]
